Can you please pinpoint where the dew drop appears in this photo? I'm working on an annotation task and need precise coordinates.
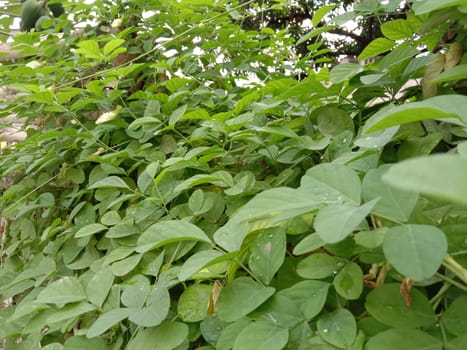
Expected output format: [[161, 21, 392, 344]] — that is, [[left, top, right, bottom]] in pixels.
[[322, 329, 328, 333], [337, 261, 344, 267], [342, 138, 347, 143], [331, 270, 338, 276]]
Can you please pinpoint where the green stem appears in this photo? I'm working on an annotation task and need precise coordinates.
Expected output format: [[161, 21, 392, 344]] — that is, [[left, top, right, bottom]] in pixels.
[[430, 282, 450, 311], [435, 272, 467, 292], [443, 255, 467, 285]]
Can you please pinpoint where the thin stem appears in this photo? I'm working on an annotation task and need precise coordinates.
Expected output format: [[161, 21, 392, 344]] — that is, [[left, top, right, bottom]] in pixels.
[[443, 255, 467, 285], [435, 272, 467, 292], [430, 282, 450, 311]]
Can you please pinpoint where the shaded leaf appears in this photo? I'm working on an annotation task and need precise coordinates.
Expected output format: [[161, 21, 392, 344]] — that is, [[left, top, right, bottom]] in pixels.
[[365, 328, 442, 350], [314, 199, 378, 244], [383, 225, 447, 281], [358, 38, 394, 61], [88, 176, 130, 190], [87, 308, 129, 338], [249, 228, 286, 285], [278, 280, 329, 320], [363, 95, 467, 134], [365, 283, 437, 328], [363, 165, 419, 222], [217, 277, 275, 322], [317, 308, 357, 349], [383, 154, 467, 207], [126, 321, 188, 350], [178, 284, 212, 322], [36, 277, 86, 305], [233, 321, 289, 350], [333, 262, 363, 300]]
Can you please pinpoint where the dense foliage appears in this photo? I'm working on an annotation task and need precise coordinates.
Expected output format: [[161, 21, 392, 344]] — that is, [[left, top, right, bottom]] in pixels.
[[1, 0, 467, 349]]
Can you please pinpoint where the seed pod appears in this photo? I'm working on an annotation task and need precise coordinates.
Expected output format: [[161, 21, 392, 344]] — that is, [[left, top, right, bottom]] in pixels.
[[48, 2, 65, 18], [35, 15, 51, 31], [20, 0, 45, 31]]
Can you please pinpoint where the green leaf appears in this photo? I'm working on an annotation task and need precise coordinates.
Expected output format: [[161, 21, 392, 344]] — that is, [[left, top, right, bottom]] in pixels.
[[449, 333, 467, 350], [214, 188, 320, 252], [363, 95, 467, 134], [86, 267, 114, 307], [42, 344, 64, 350], [358, 38, 394, 61], [431, 64, 467, 83], [102, 38, 125, 56], [75, 40, 102, 60], [317, 308, 357, 349], [251, 294, 305, 328], [111, 254, 142, 276], [137, 162, 160, 194], [36, 277, 86, 305], [87, 308, 129, 338], [121, 277, 150, 308], [47, 302, 96, 324], [88, 176, 130, 190], [296, 253, 343, 279], [354, 228, 387, 249], [315, 107, 354, 137], [278, 280, 329, 320], [383, 154, 467, 207], [63, 336, 109, 350], [100, 211, 121, 226], [136, 220, 212, 253], [312, 5, 337, 27], [232, 321, 289, 350], [379, 45, 419, 69], [217, 277, 275, 322], [177, 284, 212, 322], [126, 321, 188, 350], [293, 233, 325, 255], [301, 163, 361, 204], [249, 228, 286, 285], [315, 199, 377, 244], [75, 223, 107, 238], [365, 328, 443, 350], [363, 165, 419, 222], [329, 63, 363, 84], [178, 250, 225, 281], [441, 295, 467, 336], [381, 19, 414, 40], [383, 224, 447, 281], [412, 0, 467, 15], [333, 262, 363, 300], [128, 285, 170, 327], [217, 319, 252, 350], [297, 25, 335, 45], [365, 283, 437, 328]]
